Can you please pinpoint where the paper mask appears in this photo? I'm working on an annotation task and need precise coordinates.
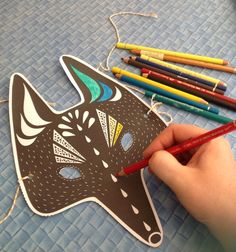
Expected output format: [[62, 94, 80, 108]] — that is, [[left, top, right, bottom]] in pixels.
[[9, 55, 166, 247]]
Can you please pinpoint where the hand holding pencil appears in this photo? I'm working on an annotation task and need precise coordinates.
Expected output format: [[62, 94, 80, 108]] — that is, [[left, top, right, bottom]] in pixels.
[[116, 120, 236, 176], [124, 123, 236, 251], [115, 37, 236, 251], [143, 124, 236, 251]]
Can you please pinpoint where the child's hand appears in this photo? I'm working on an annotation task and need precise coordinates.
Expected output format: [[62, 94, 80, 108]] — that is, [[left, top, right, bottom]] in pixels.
[[143, 124, 236, 251]]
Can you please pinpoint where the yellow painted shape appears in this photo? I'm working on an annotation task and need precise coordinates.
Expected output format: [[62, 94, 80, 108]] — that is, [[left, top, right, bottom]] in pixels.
[[113, 122, 123, 146], [108, 115, 117, 147]]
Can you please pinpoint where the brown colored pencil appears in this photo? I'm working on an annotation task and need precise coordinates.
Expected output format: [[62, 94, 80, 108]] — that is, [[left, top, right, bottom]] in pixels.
[[130, 49, 233, 72], [121, 57, 225, 95]]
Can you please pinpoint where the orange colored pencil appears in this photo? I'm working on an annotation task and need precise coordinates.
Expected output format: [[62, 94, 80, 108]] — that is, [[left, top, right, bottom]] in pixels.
[[131, 49, 234, 73]]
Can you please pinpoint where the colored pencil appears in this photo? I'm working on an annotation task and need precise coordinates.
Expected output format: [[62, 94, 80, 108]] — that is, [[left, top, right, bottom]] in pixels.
[[142, 68, 236, 111], [112, 67, 209, 105], [115, 74, 219, 114], [116, 42, 229, 65], [125, 85, 232, 124], [131, 49, 236, 73], [116, 120, 236, 177], [133, 56, 226, 91], [122, 57, 224, 94], [140, 55, 226, 88]]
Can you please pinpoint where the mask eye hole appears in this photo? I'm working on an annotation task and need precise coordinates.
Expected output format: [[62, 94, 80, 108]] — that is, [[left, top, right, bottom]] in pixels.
[[59, 166, 81, 180], [121, 132, 134, 151]]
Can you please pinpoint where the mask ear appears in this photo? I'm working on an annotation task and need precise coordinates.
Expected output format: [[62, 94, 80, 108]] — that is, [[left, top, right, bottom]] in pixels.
[[9, 73, 56, 147], [60, 55, 123, 104]]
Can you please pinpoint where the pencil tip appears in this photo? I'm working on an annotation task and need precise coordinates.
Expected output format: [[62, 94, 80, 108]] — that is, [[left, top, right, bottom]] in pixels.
[[130, 49, 140, 55], [122, 57, 129, 63], [223, 60, 229, 65], [115, 169, 126, 177], [219, 81, 227, 87]]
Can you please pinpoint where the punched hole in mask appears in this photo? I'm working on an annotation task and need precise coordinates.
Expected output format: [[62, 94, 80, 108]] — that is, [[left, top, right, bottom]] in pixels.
[[59, 166, 81, 180], [121, 132, 134, 151]]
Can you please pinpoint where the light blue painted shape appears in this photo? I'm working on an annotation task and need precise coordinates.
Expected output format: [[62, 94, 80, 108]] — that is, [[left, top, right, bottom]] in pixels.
[[59, 166, 81, 179], [121, 132, 133, 151], [97, 81, 113, 102]]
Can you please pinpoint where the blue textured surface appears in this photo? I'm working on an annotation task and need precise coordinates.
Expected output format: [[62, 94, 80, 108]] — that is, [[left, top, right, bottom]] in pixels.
[[1, 0, 236, 251]]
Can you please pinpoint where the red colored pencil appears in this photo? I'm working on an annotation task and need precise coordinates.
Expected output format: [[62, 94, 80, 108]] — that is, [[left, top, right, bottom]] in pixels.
[[142, 68, 236, 111], [116, 120, 236, 177]]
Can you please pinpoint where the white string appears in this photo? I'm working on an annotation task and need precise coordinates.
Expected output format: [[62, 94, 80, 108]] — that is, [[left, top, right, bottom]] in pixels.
[[0, 175, 32, 225], [146, 94, 173, 124], [212, 82, 218, 92], [158, 111, 174, 125], [0, 99, 56, 107], [0, 99, 8, 104], [147, 94, 162, 115], [123, 85, 173, 124], [98, 11, 158, 71]]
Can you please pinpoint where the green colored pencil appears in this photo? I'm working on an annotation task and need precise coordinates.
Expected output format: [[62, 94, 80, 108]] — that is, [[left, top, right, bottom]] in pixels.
[[129, 87, 233, 124]]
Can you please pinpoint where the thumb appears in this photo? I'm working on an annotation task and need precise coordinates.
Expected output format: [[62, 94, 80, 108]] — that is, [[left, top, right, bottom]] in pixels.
[[149, 150, 191, 193]]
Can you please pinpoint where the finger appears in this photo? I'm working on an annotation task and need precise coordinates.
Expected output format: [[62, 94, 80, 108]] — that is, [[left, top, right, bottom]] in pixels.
[[143, 124, 207, 158], [188, 137, 234, 169], [149, 150, 194, 193]]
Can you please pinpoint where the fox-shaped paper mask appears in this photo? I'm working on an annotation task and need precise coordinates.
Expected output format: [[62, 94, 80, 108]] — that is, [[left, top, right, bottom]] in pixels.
[[9, 55, 166, 247]]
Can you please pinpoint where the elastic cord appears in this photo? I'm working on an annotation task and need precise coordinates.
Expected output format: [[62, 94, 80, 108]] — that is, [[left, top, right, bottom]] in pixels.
[[98, 11, 158, 71]]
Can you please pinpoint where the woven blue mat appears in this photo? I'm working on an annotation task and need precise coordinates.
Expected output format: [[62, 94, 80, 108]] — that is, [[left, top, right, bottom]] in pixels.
[[1, 0, 236, 251]]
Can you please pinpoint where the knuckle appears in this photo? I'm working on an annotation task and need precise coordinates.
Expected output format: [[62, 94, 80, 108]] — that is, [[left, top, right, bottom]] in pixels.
[[207, 137, 230, 151], [149, 151, 166, 167], [150, 151, 161, 162]]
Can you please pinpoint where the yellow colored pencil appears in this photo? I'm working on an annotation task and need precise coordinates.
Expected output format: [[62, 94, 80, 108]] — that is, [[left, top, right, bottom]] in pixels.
[[112, 67, 208, 104], [140, 55, 225, 87], [116, 42, 229, 65]]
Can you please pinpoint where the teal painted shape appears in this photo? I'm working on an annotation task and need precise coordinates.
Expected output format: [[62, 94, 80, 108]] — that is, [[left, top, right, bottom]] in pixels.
[[97, 81, 113, 102], [71, 65, 101, 102]]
